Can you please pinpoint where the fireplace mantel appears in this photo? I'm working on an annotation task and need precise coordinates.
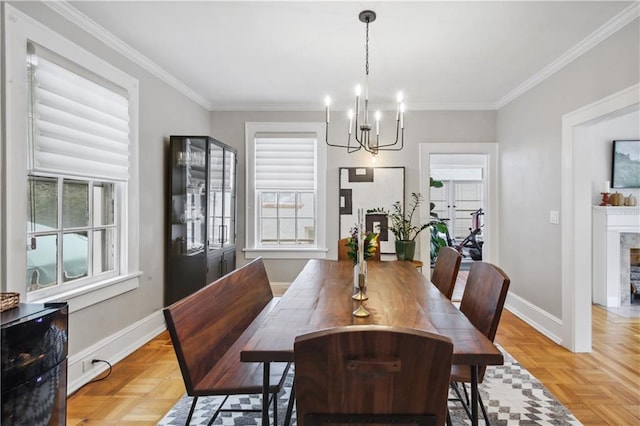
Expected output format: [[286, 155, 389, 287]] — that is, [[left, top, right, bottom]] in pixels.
[[592, 206, 640, 307]]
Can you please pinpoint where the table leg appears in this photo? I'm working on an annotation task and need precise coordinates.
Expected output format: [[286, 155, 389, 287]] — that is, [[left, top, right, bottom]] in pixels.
[[262, 362, 270, 426], [284, 378, 296, 426], [470, 365, 479, 426]]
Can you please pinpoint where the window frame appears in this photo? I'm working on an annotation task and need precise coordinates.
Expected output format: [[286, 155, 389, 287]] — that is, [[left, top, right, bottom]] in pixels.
[[27, 174, 121, 298], [244, 122, 327, 259], [3, 4, 141, 309]]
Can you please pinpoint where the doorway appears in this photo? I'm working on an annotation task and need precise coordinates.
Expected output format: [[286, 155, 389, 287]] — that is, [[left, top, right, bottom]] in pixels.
[[561, 84, 639, 352], [430, 154, 486, 266], [419, 143, 499, 268]]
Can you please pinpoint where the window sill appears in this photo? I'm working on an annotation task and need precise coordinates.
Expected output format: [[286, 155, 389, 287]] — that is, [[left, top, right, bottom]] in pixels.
[[243, 247, 328, 260], [28, 272, 142, 314]]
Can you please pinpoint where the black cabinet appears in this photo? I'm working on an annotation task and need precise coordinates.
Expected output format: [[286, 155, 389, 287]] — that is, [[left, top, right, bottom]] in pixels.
[[1, 303, 68, 426], [166, 136, 237, 305]]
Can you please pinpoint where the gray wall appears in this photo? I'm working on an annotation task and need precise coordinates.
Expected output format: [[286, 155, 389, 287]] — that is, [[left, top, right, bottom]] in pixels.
[[6, 2, 212, 354], [211, 110, 496, 282], [497, 19, 640, 318]]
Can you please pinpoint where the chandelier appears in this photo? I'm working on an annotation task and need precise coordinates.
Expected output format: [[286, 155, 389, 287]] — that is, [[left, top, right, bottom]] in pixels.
[[324, 10, 405, 155]]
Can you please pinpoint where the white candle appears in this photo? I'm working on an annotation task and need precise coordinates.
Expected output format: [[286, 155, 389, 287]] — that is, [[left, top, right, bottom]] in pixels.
[[348, 109, 354, 135], [400, 103, 405, 129], [324, 96, 331, 123], [375, 111, 381, 135], [358, 208, 364, 265], [603, 180, 610, 193]]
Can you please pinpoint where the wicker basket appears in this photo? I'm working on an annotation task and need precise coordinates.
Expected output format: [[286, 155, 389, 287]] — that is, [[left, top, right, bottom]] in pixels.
[[0, 292, 20, 312]]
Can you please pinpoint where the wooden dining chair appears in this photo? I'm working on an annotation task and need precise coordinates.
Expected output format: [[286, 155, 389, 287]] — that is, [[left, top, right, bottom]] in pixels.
[[294, 325, 453, 426], [449, 261, 510, 424], [430, 247, 462, 300], [337, 238, 381, 262]]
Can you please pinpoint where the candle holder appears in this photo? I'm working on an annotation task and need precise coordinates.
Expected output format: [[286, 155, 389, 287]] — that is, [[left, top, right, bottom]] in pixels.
[[352, 261, 368, 301], [600, 192, 610, 206], [352, 273, 370, 317]]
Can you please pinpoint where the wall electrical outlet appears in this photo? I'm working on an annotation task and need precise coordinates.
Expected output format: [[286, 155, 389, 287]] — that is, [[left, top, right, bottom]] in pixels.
[[82, 358, 97, 372], [549, 210, 560, 225]]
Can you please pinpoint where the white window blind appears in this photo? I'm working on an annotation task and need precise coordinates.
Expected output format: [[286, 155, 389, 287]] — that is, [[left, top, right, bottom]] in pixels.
[[28, 41, 130, 181], [255, 135, 316, 190]]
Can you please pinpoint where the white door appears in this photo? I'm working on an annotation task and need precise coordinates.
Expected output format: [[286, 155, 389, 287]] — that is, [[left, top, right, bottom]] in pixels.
[[431, 180, 483, 242]]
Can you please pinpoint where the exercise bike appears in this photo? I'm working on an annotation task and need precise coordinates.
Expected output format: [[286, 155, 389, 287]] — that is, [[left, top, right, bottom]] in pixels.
[[454, 208, 484, 261]]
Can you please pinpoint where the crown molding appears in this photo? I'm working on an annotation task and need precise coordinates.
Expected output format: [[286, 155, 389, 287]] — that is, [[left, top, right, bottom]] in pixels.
[[42, 0, 213, 111], [496, 2, 640, 109], [209, 101, 498, 112]]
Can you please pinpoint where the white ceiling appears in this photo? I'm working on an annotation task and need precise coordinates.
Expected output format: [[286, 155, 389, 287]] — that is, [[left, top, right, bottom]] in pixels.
[[64, 1, 636, 111]]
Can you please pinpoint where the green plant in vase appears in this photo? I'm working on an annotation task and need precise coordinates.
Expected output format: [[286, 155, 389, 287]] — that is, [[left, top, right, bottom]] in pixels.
[[387, 192, 429, 261], [429, 177, 449, 264]]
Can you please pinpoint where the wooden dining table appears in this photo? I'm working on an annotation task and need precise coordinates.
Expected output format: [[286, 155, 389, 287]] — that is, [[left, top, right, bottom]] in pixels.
[[241, 259, 504, 426]]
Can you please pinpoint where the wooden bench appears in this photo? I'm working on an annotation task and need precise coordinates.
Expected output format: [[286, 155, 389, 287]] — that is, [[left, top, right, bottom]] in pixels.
[[163, 257, 290, 425]]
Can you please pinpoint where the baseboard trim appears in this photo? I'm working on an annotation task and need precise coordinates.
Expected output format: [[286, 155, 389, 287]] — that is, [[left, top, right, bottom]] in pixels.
[[67, 310, 166, 394], [505, 292, 563, 345]]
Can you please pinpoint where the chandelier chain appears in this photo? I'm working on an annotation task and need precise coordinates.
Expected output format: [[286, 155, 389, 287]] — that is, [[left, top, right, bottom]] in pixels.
[[365, 21, 369, 76]]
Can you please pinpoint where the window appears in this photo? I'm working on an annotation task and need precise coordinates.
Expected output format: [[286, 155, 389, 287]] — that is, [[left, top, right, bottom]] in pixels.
[[245, 123, 327, 259], [27, 177, 118, 293], [4, 5, 140, 306]]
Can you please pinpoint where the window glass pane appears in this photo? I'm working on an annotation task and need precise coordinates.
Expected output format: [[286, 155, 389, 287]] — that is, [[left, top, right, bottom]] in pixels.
[[260, 192, 277, 218], [63, 180, 89, 228], [279, 218, 296, 241], [93, 229, 115, 274], [259, 218, 278, 244], [297, 192, 314, 217], [93, 182, 115, 226], [27, 234, 58, 292], [297, 219, 315, 244], [63, 231, 88, 282], [28, 176, 58, 231], [278, 192, 296, 218]]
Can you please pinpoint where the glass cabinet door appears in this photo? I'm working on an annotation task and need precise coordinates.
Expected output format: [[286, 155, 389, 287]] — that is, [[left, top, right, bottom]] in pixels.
[[208, 142, 224, 250], [223, 149, 236, 246], [170, 137, 206, 256]]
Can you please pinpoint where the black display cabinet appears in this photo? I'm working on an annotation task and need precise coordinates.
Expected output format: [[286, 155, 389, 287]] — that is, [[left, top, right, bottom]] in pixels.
[[166, 136, 237, 305], [1, 302, 68, 425]]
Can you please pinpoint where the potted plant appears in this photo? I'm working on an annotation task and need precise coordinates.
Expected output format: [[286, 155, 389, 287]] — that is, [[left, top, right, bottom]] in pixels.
[[429, 178, 449, 264], [387, 192, 430, 261]]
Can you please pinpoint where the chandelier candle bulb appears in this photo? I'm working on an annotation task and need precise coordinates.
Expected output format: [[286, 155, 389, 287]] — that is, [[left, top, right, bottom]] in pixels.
[[325, 96, 331, 123], [348, 110, 354, 134], [375, 111, 381, 135], [400, 103, 405, 129]]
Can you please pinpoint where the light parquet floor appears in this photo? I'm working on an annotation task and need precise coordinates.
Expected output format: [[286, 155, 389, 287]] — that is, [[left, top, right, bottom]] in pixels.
[[67, 277, 640, 425]]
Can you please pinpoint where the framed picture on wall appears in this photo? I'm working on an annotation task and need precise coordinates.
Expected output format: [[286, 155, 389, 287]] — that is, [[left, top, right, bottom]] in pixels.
[[612, 140, 640, 188], [339, 167, 405, 256]]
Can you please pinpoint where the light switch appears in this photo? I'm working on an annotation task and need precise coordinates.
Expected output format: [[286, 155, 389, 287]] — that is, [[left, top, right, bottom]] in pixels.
[[550, 210, 560, 225]]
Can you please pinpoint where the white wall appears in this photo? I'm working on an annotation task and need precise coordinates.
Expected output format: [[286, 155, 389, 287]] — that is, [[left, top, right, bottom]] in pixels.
[[211, 109, 496, 282], [497, 19, 639, 324], [3, 2, 212, 360]]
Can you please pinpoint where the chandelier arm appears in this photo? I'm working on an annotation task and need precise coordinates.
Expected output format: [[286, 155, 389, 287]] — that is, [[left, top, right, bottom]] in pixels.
[[374, 119, 400, 149], [376, 128, 405, 151], [325, 122, 362, 151]]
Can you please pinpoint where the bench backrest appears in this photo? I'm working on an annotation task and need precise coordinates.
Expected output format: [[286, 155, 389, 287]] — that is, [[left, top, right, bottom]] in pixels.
[[163, 257, 273, 393]]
